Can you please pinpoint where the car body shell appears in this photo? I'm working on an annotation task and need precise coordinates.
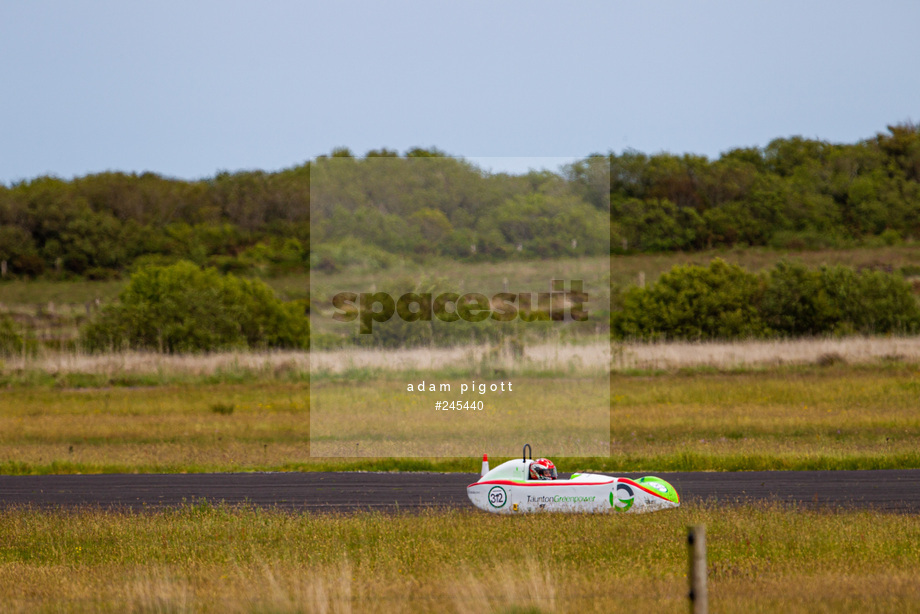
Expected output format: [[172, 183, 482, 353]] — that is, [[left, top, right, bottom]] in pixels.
[[467, 459, 679, 514]]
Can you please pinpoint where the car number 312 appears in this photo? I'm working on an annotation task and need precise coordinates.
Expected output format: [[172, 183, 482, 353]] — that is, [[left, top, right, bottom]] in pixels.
[[488, 487, 507, 508]]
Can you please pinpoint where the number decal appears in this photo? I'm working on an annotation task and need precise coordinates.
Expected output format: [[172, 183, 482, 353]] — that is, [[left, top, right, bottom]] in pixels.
[[488, 486, 507, 508]]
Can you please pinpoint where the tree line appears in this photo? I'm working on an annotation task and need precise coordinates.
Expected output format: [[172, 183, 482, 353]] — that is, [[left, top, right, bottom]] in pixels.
[[0, 166, 311, 279], [608, 123, 920, 252], [1, 124, 919, 280]]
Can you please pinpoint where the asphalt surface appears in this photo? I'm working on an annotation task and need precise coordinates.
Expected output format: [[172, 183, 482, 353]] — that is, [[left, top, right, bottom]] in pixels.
[[1, 470, 919, 512]]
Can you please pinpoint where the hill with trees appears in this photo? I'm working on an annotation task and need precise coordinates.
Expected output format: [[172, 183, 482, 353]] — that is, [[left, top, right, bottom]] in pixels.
[[0, 124, 918, 280]]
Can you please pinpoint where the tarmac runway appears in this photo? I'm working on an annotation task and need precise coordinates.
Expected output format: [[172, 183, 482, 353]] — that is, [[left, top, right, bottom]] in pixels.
[[2, 469, 919, 512]]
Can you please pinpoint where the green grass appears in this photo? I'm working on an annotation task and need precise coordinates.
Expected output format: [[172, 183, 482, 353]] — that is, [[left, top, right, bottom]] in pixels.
[[0, 278, 126, 304], [2, 363, 920, 474], [1, 503, 918, 612]]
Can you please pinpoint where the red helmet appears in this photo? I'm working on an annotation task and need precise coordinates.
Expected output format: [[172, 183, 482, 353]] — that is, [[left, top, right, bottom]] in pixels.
[[529, 458, 557, 480]]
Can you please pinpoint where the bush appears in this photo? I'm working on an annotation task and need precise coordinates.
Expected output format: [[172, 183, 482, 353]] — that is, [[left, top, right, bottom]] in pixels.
[[760, 261, 836, 336], [818, 266, 920, 335], [80, 261, 310, 353], [612, 259, 768, 341], [613, 258, 920, 341]]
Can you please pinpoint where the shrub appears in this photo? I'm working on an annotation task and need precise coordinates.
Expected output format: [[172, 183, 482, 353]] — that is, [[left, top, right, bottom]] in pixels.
[[613, 258, 920, 341], [80, 261, 310, 353], [760, 261, 837, 336], [818, 265, 920, 335], [612, 259, 768, 341]]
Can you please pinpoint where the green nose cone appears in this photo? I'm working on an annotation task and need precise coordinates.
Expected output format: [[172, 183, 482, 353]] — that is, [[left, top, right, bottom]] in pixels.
[[636, 476, 679, 504]]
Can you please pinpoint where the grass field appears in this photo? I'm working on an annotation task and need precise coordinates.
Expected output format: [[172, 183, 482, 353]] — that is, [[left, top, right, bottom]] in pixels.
[[2, 354, 920, 474], [4, 250, 920, 611], [1, 503, 918, 613]]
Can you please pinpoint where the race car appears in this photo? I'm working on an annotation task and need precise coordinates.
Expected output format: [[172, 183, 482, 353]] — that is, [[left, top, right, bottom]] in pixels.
[[467, 445, 680, 514]]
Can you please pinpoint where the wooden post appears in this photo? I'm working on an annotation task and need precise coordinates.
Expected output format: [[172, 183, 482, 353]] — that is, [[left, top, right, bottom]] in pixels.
[[1, 260, 7, 277], [688, 525, 708, 614]]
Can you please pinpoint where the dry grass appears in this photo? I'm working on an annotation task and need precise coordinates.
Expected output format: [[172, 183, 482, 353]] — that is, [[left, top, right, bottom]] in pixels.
[[310, 340, 610, 376], [1, 340, 611, 380], [615, 336, 920, 370], [7, 334, 920, 381], [2, 349, 312, 379], [1, 504, 919, 613]]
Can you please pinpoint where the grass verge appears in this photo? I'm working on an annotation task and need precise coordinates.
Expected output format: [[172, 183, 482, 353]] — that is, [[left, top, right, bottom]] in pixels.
[[1, 503, 919, 613], [2, 363, 920, 473]]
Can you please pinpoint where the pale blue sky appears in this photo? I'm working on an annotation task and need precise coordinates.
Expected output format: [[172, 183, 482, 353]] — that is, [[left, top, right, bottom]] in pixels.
[[1, 1, 918, 183]]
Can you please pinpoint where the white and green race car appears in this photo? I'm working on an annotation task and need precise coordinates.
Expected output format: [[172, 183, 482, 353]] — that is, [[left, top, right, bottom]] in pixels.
[[467, 446, 680, 514]]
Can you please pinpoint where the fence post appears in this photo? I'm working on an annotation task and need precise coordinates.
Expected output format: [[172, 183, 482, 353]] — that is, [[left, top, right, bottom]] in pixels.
[[688, 525, 708, 614]]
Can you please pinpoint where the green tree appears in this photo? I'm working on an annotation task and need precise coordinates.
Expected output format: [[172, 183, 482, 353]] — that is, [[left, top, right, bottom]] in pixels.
[[617, 198, 703, 251], [0, 226, 42, 277], [760, 261, 837, 335], [484, 193, 608, 258], [612, 259, 768, 340], [80, 262, 309, 353], [818, 266, 920, 335]]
